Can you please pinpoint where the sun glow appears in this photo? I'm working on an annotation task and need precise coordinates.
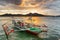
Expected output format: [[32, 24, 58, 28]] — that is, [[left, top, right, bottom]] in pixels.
[[24, 17, 44, 25], [20, 0, 39, 7]]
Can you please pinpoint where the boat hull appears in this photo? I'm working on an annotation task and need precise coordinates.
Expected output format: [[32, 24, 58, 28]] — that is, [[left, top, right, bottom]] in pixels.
[[26, 30, 39, 35]]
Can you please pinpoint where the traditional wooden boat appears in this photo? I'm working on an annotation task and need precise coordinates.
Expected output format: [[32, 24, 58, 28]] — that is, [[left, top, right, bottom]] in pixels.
[[12, 20, 47, 35]]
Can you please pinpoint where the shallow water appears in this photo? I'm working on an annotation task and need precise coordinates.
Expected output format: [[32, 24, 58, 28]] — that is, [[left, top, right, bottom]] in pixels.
[[0, 17, 60, 40]]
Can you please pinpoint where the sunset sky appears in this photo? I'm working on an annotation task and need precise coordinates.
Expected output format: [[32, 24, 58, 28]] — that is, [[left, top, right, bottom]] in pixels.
[[0, 0, 60, 15]]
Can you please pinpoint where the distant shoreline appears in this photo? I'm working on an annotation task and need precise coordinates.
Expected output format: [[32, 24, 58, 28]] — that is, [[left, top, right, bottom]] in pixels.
[[0, 15, 60, 17], [0, 13, 60, 17]]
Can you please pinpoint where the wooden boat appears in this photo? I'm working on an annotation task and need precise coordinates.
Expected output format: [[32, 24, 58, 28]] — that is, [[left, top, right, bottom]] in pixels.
[[12, 20, 47, 35]]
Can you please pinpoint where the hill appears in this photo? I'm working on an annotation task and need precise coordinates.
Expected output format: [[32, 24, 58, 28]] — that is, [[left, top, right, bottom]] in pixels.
[[0, 13, 60, 17]]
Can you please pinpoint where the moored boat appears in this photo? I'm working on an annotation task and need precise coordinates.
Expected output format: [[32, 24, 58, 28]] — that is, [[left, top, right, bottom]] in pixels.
[[12, 19, 47, 35]]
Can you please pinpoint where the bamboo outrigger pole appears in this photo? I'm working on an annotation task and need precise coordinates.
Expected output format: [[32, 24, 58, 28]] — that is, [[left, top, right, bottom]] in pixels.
[[2, 25, 9, 40], [2, 21, 11, 40], [2, 21, 14, 40]]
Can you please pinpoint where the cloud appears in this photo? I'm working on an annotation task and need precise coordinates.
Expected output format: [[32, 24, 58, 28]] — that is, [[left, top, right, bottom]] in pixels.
[[0, 0, 22, 10], [0, 0, 60, 15], [0, 0, 22, 5], [40, 0, 60, 15]]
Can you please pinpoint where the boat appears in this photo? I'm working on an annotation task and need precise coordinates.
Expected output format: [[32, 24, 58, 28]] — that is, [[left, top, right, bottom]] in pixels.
[[12, 19, 47, 35]]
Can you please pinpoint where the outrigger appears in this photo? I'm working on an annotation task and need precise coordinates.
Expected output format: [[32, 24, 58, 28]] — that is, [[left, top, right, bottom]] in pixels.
[[2, 17, 48, 40]]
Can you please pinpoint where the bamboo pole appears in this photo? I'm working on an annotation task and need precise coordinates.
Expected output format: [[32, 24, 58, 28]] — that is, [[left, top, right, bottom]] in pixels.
[[2, 25, 9, 40]]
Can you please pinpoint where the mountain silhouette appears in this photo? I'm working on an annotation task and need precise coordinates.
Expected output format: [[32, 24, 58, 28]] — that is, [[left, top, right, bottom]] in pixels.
[[26, 13, 44, 16], [0, 13, 60, 17]]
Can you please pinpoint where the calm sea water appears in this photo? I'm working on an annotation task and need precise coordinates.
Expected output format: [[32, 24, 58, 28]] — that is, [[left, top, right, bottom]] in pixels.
[[0, 17, 60, 40]]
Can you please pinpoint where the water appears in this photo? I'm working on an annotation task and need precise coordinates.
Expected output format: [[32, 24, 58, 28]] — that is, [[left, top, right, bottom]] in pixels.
[[0, 17, 60, 40]]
